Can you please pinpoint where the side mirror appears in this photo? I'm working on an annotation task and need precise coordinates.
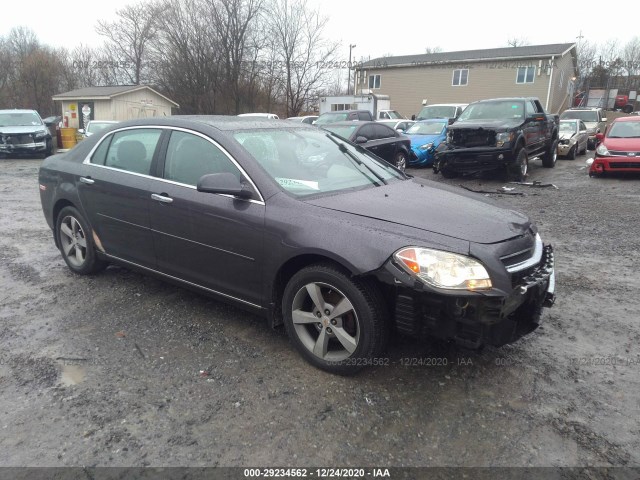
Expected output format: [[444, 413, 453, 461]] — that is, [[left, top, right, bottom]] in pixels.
[[78, 129, 85, 134], [448, 118, 455, 125], [596, 133, 604, 141], [396, 128, 404, 133], [355, 136, 368, 144], [197, 172, 252, 199], [602, 117, 608, 122]]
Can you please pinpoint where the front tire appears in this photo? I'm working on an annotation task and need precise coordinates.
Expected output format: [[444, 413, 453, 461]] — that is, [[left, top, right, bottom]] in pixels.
[[541, 138, 558, 168], [282, 264, 388, 375], [567, 144, 577, 160], [509, 148, 528, 182], [56, 206, 108, 275]]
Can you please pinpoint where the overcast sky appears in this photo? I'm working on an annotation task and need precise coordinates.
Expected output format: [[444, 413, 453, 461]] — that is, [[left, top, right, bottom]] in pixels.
[[2, 0, 637, 61]]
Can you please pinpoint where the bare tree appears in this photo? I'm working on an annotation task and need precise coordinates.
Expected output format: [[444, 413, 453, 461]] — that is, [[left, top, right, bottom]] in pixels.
[[576, 39, 598, 80], [209, 0, 264, 114], [507, 37, 530, 48], [621, 37, 640, 81], [424, 46, 443, 54], [96, 1, 164, 84], [267, 0, 339, 117]]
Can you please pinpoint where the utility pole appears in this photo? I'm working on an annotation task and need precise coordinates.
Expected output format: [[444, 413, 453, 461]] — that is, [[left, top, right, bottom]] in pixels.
[[348, 44, 356, 95]]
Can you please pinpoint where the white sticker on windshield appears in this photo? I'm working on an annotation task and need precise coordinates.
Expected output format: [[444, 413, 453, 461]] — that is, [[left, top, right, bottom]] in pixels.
[[276, 178, 319, 190]]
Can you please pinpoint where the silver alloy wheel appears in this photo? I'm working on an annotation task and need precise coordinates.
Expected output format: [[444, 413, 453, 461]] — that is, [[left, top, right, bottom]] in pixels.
[[520, 154, 528, 177], [395, 152, 407, 171], [291, 282, 360, 362], [59, 215, 88, 267]]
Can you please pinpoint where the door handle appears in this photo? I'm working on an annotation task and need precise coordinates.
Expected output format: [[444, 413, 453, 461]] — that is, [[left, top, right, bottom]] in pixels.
[[151, 193, 173, 204], [79, 176, 94, 185]]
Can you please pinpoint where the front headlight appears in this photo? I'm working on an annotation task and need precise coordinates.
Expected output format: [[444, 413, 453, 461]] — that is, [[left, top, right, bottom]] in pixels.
[[496, 132, 514, 147], [394, 247, 492, 290], [34, 130, 48, 139], [419, 142, 434, 151], [596, 143, 610, 156]]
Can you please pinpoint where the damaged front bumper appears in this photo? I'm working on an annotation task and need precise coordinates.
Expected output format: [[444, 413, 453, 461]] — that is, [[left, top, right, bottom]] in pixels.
[[378, 245, 555, 349], [434, 145, 516, 174]]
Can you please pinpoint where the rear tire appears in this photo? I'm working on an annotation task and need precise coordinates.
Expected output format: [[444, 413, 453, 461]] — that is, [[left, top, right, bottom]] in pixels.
[[541, 138, 558, 168], [56, 206, 108, 275], [393, 151, 407, 171], [282, 264, 388, 375]]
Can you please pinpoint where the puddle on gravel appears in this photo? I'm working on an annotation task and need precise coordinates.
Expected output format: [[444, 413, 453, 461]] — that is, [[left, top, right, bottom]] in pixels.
[[60, 364, 86, 386]]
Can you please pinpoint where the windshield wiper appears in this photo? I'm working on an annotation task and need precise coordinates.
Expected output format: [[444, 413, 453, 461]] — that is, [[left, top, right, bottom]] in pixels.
[[325, 134, 389, 185]]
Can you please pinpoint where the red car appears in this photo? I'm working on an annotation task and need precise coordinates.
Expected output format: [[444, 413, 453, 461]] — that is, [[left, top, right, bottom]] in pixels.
[[590, 116, 640, 177]]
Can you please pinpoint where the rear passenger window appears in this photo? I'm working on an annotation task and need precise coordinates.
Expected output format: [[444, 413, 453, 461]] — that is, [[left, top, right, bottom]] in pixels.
[[164, 131, 242, 186], [358, 112, 371, 121], [374, 124, 395, 139], [104, 129, 162, 175], [358, 125, 376, 140], [90, 136, 112, 165]]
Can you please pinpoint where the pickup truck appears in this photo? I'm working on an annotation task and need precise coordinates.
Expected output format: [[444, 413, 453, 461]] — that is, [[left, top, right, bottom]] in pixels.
[[434, 97, 559, 181]]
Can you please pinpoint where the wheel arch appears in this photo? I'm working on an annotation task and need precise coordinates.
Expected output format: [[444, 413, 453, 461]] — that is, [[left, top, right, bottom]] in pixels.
[[268, 253, 363, 328]]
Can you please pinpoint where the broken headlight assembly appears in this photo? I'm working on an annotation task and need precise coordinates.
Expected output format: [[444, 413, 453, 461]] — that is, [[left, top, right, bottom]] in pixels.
[[419, 142, 434, 151], [495, 132, 514, 147], [394, 247, 492, 291], [596, 143, 610, 156]]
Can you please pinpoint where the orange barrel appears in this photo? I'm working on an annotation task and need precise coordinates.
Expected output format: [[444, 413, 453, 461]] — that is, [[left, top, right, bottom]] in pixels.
[[60, 128, 77, 149]]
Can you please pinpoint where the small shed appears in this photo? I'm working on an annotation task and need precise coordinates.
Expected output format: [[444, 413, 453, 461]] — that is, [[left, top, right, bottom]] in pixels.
[[52, 85, 180, 130]]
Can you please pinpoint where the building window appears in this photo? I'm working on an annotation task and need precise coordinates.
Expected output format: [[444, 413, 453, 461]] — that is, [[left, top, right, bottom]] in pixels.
[[516, 66, 536, 84], [452, 69, 468, 86], [368, 74, 381, 89], [331, 104, 354, 111]]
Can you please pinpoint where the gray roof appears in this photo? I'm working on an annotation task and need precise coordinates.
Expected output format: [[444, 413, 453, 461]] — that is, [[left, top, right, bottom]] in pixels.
[[53, 85, 179, 107], [360, 43, 576, 69]]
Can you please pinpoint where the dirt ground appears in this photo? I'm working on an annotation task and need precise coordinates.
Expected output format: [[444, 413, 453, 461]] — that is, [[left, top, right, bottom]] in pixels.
[[0, 147, 639, 471]]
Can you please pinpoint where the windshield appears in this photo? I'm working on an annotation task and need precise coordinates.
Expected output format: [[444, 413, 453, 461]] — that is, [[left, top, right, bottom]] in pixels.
[[0, 112, 43, 127], [406, 121, 446, 135], [457, 101, 524, 121], [416, 106, 456, 120], [234, 128, 405, 197], [559, 121, 578, 133], [321, 125, 358, 140], [87, 122, 114, 134], [608, 121, 640, 138], [560, 110, 598, 122], [315, 112, 348, 125]]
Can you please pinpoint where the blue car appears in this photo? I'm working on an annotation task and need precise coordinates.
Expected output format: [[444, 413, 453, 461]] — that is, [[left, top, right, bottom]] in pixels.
[[406, 119, 448, 167]]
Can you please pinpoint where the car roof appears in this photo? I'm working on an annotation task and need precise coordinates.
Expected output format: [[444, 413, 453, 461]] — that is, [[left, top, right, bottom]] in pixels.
[[100, 115, 311, 132], [0, 109, 39, 113], [563, 107, 601, 111], [611, 116, 640, 123], [415, 118, 449, 123], [422, 103, 467, 107], [321, 121, 376, 127], [471, 97, 540, 104]]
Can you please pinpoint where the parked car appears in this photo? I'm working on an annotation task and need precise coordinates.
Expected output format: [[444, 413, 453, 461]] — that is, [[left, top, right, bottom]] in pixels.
[[376, 119, 415, 132], [79, 120, 119, 138], [238, 113, 279, 119], [405, 119, 448, 167], [434, 97, 559, 181], [377, 110, 403, 120], [590, 116, 640, 177], [287, 116, 318, 125], [314, 110, 374, 125], [39, 116, 555, 374], [0, 109, 53, 158], [559, 107, 607, 149], [416, 103, 467, 122], [557, 120, 588, 159], [321, 121, 411, 170]]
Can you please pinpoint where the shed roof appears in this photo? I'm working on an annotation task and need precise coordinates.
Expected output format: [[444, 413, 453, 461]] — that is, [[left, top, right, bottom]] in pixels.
[[53, 85, 179, 107]]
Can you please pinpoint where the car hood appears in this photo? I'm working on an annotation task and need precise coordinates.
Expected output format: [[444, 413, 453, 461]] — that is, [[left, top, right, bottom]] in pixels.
[[407, 134, 443, 148], [450, 119, 522, 131], [0, 125, 46, 135], [305, 178, 531, 244], [559, 131, 577, 141], [603, 137, 640, 150]]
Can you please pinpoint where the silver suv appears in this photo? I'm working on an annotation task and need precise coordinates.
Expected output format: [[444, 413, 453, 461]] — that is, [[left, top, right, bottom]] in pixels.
[[559, 107, 607, 149]]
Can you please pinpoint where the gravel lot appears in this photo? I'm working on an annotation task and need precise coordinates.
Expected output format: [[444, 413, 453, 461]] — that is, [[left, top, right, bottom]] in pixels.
[[0, 148, 639, 470]]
